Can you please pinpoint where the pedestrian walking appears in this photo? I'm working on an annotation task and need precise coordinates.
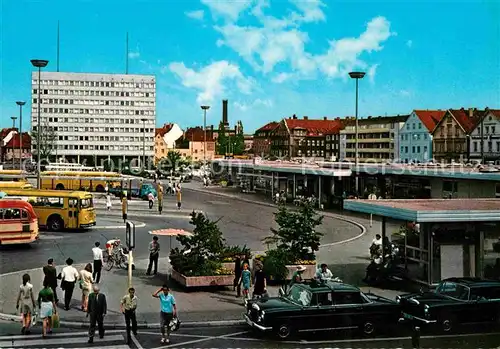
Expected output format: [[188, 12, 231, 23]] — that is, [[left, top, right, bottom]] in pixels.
[[79, 263, 94, 312], [233, 254, 242, 297], [176, 184, 182, 210], [38, 280, 57, 339], [120, 287, 138, 344], [152, 285, 177, 344], [122, 195, 128, 223], [43, 258, 59, 304], [16, 273, 36, 335], [253, 261, 267, 299], [146, 236, 160, 275], [92, 242, 103, 283], [61, 258, 79, 311], [106, 193, 112, 211], [87, 285, 107, 344], [239, 263, 252, 299], [148, 192, 154, 210]]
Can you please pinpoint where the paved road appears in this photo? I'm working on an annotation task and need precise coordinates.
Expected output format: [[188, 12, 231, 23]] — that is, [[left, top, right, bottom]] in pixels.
[[1, 322, 499, 349], [0, 188, 362, 274]]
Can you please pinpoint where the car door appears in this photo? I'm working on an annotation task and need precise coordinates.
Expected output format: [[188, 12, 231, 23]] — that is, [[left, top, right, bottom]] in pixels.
[[67, 198, 79, 229], [307, 291, 335, 331], [332, 291, 365, 330], [469, 287, 500, 323]]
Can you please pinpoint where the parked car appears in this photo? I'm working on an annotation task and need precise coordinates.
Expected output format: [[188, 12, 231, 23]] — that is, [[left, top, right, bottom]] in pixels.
[[397, 277, 500, 332], [244, 280, 401, 339]]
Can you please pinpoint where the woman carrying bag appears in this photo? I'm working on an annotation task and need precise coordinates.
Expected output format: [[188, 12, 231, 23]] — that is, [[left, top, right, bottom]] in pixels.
[[79, 263, 94, 312], [16, 273, 36, 335], [38, 280, 57, 339]]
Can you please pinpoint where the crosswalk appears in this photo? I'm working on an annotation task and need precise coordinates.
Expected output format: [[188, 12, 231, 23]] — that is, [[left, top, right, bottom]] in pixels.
[[0, 330, 130, 349]]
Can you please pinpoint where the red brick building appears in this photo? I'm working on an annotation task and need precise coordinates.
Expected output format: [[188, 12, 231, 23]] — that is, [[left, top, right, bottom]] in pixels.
[[253, 122, 279, 156]]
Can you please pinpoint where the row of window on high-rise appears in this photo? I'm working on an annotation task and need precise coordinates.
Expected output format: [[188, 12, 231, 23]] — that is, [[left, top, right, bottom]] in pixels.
[[32, 106, 155, 116], [33, 89, 154, 98], [33, 80, 155, 89]]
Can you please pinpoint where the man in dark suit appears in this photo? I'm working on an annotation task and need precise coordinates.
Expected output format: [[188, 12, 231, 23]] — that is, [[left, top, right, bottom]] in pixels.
[[87, 285, 107, 343], [42, 258, 58, 303]]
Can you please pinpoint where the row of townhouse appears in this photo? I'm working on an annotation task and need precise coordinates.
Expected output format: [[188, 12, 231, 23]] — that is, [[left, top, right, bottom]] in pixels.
[[0, 128, 32, 165], [253, 107, 500, 163]]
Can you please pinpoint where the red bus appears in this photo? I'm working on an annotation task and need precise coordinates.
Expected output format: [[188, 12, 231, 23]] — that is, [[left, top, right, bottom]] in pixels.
[[0, 200, 39, 245]]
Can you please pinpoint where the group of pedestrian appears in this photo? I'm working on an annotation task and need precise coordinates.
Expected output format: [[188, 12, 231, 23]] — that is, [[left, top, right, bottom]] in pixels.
[[233, 254, 267, 300]]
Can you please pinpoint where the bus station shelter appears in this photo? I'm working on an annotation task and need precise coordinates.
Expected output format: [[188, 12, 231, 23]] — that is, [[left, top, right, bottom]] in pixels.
[[344, 199, 500, 286]]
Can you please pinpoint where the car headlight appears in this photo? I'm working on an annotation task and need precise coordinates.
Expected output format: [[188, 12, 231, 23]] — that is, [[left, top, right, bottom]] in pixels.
[[252, 303, 260, 311], [244, 299, 248, 307], [424, 305, 430, 318], [396, 295, 401, 304], [257, 311, 265, 323]]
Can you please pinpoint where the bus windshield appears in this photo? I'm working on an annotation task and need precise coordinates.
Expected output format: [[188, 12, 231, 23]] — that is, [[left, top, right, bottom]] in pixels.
[[81, 198, 93, 208]]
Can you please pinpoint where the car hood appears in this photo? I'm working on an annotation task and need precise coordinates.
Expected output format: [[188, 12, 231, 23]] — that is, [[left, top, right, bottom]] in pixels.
[[252, 297, 301, 312], [400, 291, 453, 305]]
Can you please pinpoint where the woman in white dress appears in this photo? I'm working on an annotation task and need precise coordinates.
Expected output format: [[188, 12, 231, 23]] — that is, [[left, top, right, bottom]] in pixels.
[[38, 280, 57, 338], [16, 273, 36, 334], [79, 263, 94, 311], [106, 194, 112, 211]]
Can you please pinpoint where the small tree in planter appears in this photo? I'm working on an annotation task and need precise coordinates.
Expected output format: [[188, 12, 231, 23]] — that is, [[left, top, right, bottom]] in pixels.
[[170, 211, 229, 277], [262, 202, 324, 282]]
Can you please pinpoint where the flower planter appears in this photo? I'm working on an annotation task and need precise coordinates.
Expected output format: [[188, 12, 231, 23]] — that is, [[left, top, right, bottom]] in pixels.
[[222, 262, 235, 270], [286, 264, 317, 280], [171, 269, 234, 287]]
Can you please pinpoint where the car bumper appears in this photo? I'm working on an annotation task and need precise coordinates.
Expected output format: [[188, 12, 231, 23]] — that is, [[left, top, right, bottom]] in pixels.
[[80, 222, 97, 228], [243, 313, 272, 331], [399, 312, 437, 324]]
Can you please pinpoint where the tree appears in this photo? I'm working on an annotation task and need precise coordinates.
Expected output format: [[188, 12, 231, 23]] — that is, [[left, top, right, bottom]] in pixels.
[[158, 150, 182, 174], [31, 120, 57, 162], [216, 121, 227, 155], [263, 201, 324, 263], [233, 120, 245, 155]]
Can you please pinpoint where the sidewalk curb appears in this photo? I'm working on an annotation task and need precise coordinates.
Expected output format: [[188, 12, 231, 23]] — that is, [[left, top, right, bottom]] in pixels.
[[184, 186, 368, 243], [0, 313, 244, 329]]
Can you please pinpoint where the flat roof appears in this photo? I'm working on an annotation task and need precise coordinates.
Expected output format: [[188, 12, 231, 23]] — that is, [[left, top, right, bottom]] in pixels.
[[214, 159, 500, 181], [344, 198, 500, 222]]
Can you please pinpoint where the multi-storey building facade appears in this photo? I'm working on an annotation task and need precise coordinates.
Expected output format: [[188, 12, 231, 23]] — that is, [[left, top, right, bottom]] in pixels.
[[3, 133, 32, 162], [175, 127, 216, 162], [340, 115, 408, 163], [154, 123, 183, 163], [432, 108, 480, 163], [270, 115, 343, 159], [399, 110, 446, 163], [469, 108, 500, 163], [31, 72, 156, 166], [253, 122, 278, 156]]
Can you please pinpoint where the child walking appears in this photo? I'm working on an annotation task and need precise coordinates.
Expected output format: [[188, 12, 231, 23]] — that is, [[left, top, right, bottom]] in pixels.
[[239, 263, 251, 299], [16, 274, 36, 335]]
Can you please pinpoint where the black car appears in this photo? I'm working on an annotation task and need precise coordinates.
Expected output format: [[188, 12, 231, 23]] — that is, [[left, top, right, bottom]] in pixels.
[[243, 280, 401, 339], [397, 277, 500, 332]]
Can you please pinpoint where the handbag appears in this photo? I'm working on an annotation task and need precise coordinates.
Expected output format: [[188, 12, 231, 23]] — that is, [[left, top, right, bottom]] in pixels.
[[51, 313, 60, 328], [31, 312, 37, 327]]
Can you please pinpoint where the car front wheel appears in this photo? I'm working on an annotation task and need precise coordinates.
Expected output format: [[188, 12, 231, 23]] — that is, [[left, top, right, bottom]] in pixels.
[[362, 321, 375, 335], [275, 323, 293, 340], [441, 317, 454, 332]]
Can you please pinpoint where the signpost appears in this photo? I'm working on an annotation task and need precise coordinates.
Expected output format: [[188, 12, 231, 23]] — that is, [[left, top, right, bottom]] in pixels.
[[368, 193, 377, 227], [126, 221, 136, 288]]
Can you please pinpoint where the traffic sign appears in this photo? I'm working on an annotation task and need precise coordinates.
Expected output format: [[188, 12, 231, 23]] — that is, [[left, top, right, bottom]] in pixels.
[[126, 221, 136, 249]]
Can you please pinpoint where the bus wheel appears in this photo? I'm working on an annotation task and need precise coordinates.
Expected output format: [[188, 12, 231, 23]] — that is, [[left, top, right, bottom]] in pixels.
[[47, 216, 64, 232], [55, 183, 65, 190], [96, 184, 105, 192]]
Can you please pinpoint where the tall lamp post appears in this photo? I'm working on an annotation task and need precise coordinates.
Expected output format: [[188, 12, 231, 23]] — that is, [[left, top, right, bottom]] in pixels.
[[16, 101, 26, 170], [31, 59, 49, 189], [141, 118, 147, 170], [348, 71, 365, 195], [10, 116, 17, 166], [200, 105, 210, 167]]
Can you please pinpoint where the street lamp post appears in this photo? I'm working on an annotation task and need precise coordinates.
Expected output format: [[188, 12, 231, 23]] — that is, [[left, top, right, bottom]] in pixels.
[[200, 105, 210, 167], [141, 118, 147, 170], [31, 59, 49, 189], [11, 116, 17, 166], [348, 71, 365, 195], [16, 101, 26, 170]]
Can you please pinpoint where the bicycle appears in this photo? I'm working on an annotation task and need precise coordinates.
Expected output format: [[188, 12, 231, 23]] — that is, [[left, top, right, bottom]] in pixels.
[[103, 246, 127, 271]]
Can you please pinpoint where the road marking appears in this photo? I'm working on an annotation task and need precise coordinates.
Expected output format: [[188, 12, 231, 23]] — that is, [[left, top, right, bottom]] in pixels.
[[138, 331, 209, 339], [0, 334, 124, 347], [101, 212, 191, 219], [0, 330, 123, 341], [151, 330, 249, 349], [90, 221, 147, 229], [131, 333, 144, 349]]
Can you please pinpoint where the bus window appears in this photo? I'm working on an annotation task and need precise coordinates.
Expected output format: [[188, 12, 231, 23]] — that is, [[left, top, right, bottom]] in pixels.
[[81, 198, 93, 209], [69, 199, 78, 208], [0, 209, 3, 219], [4, 209, 20, 219], [33, 197, 64, 208], [21, 209, 28, 220], [12, 209, 20, 219]]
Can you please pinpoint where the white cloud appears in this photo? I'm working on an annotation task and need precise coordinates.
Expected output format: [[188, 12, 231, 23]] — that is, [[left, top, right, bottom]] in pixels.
[[128, 51, 140, 59], [289, 0, 326, 23], [272, 72, 292, 83], [367, 64, 379, 83], [406, 39, 413, 48], [234, 98, 273, 111], [168, 60, 253, 103], [201, 0, 253, 21], [185, 10, 205, 20]]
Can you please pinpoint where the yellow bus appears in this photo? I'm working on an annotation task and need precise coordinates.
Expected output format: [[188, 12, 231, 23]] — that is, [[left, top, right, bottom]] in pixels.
[[0, 170, 28, 182], [41, 171, 122, 192], [0, 182, 33, 190], [1, 189, 96, 231]]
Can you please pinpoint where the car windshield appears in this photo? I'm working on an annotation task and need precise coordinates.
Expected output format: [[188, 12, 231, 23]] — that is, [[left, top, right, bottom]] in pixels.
[[80, 198, 93, 209], [436, 282, 470, 300], [285, 285, 312, 306]]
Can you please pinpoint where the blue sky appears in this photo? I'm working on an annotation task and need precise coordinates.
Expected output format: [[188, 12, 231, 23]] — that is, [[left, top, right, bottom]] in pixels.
[[0, 0, 499, 132]]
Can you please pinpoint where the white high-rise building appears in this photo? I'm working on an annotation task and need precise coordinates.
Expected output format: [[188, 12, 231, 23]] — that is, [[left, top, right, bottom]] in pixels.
[[31, 72, 156, 166]]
